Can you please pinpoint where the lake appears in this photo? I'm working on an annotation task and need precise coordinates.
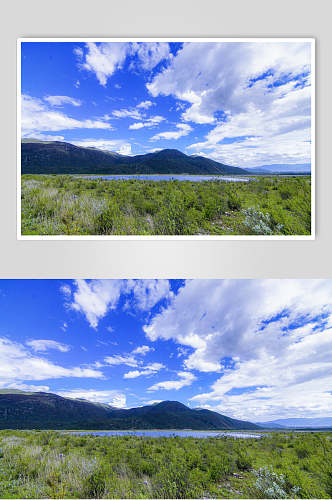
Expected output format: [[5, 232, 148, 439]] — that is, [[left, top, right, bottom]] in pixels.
[[69, 430, 263, 439], [77, 174, 250, 183]]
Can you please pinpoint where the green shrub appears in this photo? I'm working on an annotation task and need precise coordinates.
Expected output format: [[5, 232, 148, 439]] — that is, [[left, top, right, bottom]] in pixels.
[[236, 450, 253, 471]]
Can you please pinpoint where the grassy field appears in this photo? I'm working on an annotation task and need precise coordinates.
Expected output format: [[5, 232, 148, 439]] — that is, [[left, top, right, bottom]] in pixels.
[[0, 430, 331, 498], [21, 175, 311, 236]]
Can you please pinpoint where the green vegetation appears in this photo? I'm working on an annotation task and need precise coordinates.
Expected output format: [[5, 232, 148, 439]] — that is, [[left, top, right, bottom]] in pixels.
[[21, 175, 311, 236], [0, 430, 331, 498]]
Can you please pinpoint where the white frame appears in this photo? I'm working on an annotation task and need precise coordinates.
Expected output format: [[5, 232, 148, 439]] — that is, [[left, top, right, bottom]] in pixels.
[[17, 37, 315, 241]]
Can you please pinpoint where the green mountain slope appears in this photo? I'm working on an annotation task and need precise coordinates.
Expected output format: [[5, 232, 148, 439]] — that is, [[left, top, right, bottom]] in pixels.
[[0, 391, 260, 430], [21, 140, 247, 175]]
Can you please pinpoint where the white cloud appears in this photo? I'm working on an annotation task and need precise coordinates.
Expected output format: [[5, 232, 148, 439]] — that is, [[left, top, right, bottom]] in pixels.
[[112, 102, 164, 131], [112, 108, 142, 120], [131, 42, 171, 71], [80, 42, 129, 86], [128, 122, 146, 130], [22, 95, 111, 136], [137, 100, 154, 109], [187, 84, 311, 167], [129, 116, 165, 130], [57, 389, 126, 408], [124, 363, 164, 379], [150, 123, 192, 141], [145, 362, 164, 371], [67, 279, 171, 329], [126, 279, 172, 311], [132, 345, 154, 355], [144, 279, 332, 419], [60, 284, 72, 298], [0, 337, 103, 384], [147, 41, 311, 166], [44, 95, 82, 107], [104, 354, 138, 368], [78, 42, 170, 86], [73, 47, 83, 59], [69, 279, 123, 329], [148, 371, 196, 391], [26, 339, 70, 353], [71, 138, 132, 155], [146, 399, 163, 405]]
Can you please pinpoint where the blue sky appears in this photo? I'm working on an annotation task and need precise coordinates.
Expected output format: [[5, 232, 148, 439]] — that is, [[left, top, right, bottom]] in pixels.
[[21, 40, 312, 168], [1, 279, 331, 421]]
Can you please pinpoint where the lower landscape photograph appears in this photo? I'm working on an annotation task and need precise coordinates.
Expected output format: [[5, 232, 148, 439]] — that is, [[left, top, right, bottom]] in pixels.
[[0, 279, 331, 498]]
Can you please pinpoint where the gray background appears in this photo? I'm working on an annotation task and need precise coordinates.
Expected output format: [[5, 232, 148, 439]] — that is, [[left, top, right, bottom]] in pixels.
[[1, 0, 330, 278]]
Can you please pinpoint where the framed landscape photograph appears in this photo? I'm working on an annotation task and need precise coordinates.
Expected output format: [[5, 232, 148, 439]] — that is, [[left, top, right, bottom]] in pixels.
[[18, 38, 315, 239], [0, 278, 332, 498]]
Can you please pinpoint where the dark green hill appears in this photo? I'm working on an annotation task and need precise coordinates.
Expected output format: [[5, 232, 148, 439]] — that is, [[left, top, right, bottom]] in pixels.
[[0, 391, 260, 430], [21, 140, 247, 175]]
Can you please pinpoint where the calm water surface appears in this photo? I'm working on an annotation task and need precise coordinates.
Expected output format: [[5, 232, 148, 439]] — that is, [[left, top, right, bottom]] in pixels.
[[77, 175, 250, 183], [69, 430, 262, 439]]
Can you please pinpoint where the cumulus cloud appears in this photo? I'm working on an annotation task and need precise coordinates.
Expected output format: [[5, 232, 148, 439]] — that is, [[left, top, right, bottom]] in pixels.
[[69, 280, 123, 329], [126, 279, 172, 311], [77, 42, 170, 86], [44, 95, 82, 107], [131, 42, 171, 71], [147, 41, 312, 166], [65, 280, 171, 329], [0, 337, 103, 384], [57, 388, 126, 408], [79, 42, 129, 86], [136, 100, 154, 109], [132, 345, 154, 355], [187, 83, 311, 167], [144, 279, 332, 419], [26, 339, 70, 353], [21, 95, 111, 136], [148, 371, 196, 391], [150, 123, 193, 141]]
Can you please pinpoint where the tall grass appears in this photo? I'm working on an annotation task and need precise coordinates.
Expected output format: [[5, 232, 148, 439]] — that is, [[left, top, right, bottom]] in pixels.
[[21, 175, 311, 236], [0, 430, 330, 498]]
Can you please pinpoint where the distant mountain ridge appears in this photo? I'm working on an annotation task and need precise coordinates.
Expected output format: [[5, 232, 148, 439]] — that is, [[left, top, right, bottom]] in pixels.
[[0, 390, 260, 430], [247, 163, 311, 174], [21, 140, 247, 175], [257, 417, 332, 428]]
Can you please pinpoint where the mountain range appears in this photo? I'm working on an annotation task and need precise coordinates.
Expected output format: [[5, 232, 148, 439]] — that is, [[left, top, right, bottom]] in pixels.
[[0, 390, 260, 430], [21, 140, 247, 175], [246, 163, 311, 174], [257, 417, 332, 428]]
